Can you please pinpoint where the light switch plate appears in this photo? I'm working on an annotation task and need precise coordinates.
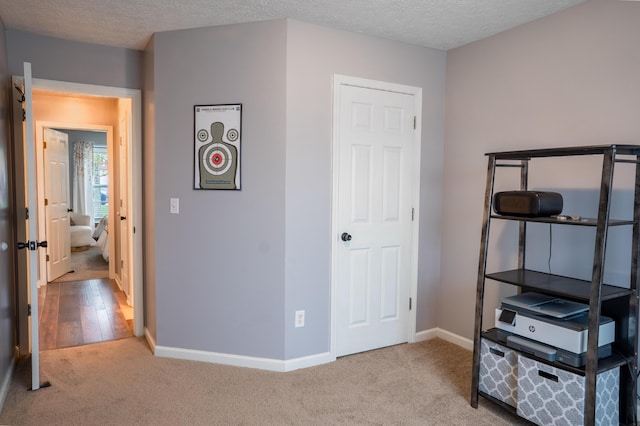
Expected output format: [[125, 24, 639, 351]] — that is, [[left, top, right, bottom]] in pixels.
[[170, 198, 179, 214]]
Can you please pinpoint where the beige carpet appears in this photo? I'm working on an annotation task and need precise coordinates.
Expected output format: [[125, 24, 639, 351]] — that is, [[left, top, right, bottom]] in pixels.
[[52, 245, 109, 283], [0, 338, 526, 425]]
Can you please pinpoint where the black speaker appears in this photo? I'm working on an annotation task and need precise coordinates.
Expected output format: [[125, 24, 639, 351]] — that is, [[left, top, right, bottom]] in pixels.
[[493, 191, 563, 217]]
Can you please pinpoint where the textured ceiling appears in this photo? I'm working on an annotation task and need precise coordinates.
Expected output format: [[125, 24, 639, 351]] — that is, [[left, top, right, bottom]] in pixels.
[[0, 0, 586, 51]]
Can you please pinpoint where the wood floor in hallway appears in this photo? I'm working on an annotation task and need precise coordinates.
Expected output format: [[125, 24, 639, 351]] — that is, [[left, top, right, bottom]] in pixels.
[[38, 279, 133, 350]]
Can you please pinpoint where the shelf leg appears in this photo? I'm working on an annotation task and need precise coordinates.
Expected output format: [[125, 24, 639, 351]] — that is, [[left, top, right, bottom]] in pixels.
[[584, 148, 615, 425], [518, 160, 528, 270], [620, 155, 640, 425], [471, 155, 497, 408]]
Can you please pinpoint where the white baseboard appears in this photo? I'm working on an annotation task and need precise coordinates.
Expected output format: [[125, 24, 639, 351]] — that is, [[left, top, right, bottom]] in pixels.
[[414, 328, 439, 342], [283, 352, 335, 371], [415, 327, 473, 351], [153, 343, 334, 372], [0, 349, 16, 415], [147, 328, 473, 373]]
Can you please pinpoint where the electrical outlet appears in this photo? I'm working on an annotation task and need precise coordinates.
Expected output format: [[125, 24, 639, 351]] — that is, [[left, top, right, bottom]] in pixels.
[[170, 197, 179, 214], [295, 310, 305, 328]]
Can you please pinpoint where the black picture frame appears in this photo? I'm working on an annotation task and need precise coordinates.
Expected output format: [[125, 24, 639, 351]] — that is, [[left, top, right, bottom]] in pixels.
[[194, 104, 242, 190]]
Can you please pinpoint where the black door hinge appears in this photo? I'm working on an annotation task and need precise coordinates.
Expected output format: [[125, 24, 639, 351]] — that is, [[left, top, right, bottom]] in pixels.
[[14, 85, 25, 104], [27, 304, 31, 317], [14, 85, 26, 121], [409, 297, 412, 310]]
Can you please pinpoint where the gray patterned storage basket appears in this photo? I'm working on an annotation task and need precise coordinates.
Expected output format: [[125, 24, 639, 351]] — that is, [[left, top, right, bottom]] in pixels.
[[479, 338, 518, 407], [517, 356, 619, 425]]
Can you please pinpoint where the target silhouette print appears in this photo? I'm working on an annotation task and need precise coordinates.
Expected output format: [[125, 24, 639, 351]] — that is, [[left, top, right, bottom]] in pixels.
[[227, 128, 239, 142], [202, 143, 233, 175], [194, 104, 242, 190], [197, 129, 209, 142]]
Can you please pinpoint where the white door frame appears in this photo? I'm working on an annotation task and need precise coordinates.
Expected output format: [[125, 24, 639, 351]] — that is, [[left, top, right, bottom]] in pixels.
[[330, 74, 422, 358], [31, 78, 144, 337], [36, 122, 115, 285]]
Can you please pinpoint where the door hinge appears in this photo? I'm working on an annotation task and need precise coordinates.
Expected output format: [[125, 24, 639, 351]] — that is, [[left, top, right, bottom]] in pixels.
[[14, 85, 25, 104], [411, 208, 414, 221], [43, 141, 47, 149], [409, 297, 412, 310], [46, 254, 49, 262], [44, 198, 48, 206], [25, 207, 29, 220], [27, 304, 31, 317], [413, 116, 416, 130], [14, 85, 26, 121], [121, 260, 124, 268]]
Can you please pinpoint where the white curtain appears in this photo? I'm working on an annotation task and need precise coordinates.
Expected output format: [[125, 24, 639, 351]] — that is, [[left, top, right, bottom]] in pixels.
[[72, 141, 94, 219]]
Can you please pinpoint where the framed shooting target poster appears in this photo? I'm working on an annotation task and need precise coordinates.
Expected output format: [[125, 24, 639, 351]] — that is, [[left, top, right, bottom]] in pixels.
[[194, 104, 242, 190]]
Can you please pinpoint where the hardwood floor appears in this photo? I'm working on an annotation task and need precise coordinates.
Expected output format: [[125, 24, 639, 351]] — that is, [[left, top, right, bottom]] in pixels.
[[38, 279, 133, 350]]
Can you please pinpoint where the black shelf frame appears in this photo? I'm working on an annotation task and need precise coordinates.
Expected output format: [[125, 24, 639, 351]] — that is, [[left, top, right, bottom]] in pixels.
[[470, 145, 640, 426], [482, 328, 628, 376], [490, 214, 635, 227], [485, 269, 633, 302]]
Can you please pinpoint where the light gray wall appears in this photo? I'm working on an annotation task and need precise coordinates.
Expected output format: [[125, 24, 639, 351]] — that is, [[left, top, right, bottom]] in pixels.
[[0, 16, 16, 409], [148, 18, 446, 361], [284, 20, 446, 358], [5, 29, 142, 89], [150, 21, 287, 358], [442, 0, 640, 339]]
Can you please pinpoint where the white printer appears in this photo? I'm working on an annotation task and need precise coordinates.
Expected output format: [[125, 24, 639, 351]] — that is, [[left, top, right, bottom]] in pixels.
[[495, 292, 615, 367]]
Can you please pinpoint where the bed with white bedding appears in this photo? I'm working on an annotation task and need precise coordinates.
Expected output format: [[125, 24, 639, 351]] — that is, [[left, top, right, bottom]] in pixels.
[[93, 216, 109, 262]]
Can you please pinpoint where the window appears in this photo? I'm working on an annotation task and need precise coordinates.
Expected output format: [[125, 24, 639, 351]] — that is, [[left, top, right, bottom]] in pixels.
[[92, 146, 108, 224]]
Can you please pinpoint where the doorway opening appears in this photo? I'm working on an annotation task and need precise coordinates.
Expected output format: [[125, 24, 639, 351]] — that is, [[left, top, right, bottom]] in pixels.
[[13, 78, 143, 358], [36, 122, 133, 350]]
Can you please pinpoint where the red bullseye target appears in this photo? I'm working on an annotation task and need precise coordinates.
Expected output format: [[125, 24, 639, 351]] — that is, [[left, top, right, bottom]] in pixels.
[[211, 152, 224, 166], [202, 143, 233, 175]]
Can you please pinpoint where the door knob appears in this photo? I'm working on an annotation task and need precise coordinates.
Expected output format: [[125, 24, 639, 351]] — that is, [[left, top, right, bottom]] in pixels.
[[17, 240, 47, 250], [341, 232, 352, 242]]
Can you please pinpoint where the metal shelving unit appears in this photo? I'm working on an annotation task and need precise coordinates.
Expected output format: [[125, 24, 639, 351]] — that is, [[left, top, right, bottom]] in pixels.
[[470, 145, 640, 426]]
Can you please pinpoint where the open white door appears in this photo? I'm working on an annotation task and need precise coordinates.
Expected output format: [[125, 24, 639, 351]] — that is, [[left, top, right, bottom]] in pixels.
[[118, 104, 131, 303], [22, 62, 46, 390], [11, 79, 30, 357], [44, 128, 72, 281]]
